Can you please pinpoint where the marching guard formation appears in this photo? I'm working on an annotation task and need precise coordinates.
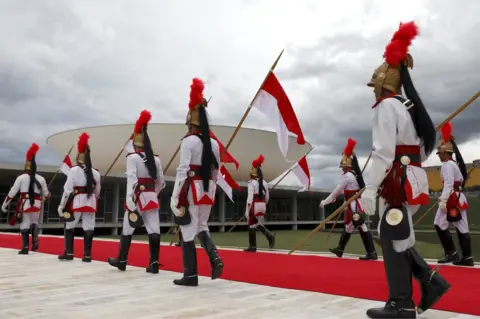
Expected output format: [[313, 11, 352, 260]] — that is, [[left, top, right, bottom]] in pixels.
[[1, 20, 477, 319]]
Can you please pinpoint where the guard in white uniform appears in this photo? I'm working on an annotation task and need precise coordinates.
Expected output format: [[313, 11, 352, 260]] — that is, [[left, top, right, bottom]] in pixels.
[[321, 138, 377, 260], [434, 122, 473, 266], [360, 22, 450, 318], [108, 110, 165, 274], [171, 78, 223, 286], [2, 143, 49, 254], [244, 154, 275, 252], [58, 133, 101, 262]]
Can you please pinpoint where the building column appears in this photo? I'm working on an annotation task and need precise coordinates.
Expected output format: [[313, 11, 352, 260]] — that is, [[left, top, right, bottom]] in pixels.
[[111, 182, 120, 236], [219, 192, 226, 232], [291, 193, 298, 230], [320, 200, 325, 221], [38, 201, 45, 235]]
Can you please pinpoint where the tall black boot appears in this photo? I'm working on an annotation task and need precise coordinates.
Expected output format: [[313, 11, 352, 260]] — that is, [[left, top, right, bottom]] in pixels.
[[30, 224, 39, 252], [58, 229, 74, 261], [19, 229, 30, 255], [409, 247, 451, 314], [197, 231, 224, 280], [146, 233, 161, 274], [453, 228, 474, 266], [173, 240, 198, 286], [82, 230, 94, 263], [244, 228, 257, 252], [257, 225, 276, 249], [435, 225, 459, 263], [108, 235, 132, 271], [366, 238, 416, 318], [359, 229, 378, 260], [329, 230, 351, 258]]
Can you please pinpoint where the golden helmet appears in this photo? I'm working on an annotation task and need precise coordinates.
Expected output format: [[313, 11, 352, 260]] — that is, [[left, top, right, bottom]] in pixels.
[[437, 122, 455, 154], [250, 154, 265, 177], [340, 138, 357, 168], [24, 143, 39, 171], [186, 78, 207, 127], [76, 133, 90, 164], [132, 110, 152, 148], [367, 22, 418, 100]]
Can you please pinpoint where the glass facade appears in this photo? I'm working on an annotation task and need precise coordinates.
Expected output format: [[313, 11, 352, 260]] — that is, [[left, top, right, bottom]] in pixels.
[[0, 168, 348, 232]]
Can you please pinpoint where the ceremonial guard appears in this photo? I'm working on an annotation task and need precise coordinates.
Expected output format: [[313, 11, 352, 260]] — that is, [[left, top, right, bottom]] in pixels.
[[321, 138, 377, 260], [434, 122, 474, 266], [58, 133, 101, 262], [360, 22, 450, 318], [170, 78, 223, 286], [108, 110, 165, 274], [244, 154, 275, 252], [1, 143, 49, 254]]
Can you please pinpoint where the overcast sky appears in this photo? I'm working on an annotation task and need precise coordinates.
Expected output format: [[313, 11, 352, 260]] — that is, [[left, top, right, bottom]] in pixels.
[[0, 0, 479, 189]]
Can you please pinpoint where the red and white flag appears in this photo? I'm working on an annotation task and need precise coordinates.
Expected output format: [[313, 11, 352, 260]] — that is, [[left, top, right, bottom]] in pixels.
[[210, 130, 239, 170], [60, 154, 72, 175], [252, 72, 306, 158], [210, 130, 241, 201], [291, 154, 311, 192], [217, 165, 241, 202]]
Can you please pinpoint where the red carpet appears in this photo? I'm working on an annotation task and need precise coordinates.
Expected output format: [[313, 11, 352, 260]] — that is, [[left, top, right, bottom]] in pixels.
[[1, 233, 478, 315]]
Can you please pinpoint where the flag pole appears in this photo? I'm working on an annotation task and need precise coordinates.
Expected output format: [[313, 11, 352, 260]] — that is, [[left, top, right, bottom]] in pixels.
[[270, 147, 314, 189], [227, 146, 313, 233], [102, 135, 132, 183], [47, 144, 75, 189], [222, 49, 284, 153]]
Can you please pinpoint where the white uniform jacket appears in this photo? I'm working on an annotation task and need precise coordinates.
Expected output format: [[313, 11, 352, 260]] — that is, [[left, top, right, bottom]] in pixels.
[[439, 160, 468, 210], [174, 134, 220, 206], [3, 173, 49, 213], [62, 166, 101, 213], [246, 178, 270, 217], [126, 152, 165, 212], [366, 96, 430, 206], [323, 171, 362, 212]]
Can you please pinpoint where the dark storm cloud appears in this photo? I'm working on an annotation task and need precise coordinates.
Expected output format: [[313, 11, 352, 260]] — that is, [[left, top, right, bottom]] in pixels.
[[273, 2, 480, 188], [1, 0, 479, 190]]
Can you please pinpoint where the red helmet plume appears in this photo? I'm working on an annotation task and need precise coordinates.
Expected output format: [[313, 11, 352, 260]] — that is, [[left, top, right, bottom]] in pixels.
[[441, 122, 453, 143], [384, 21, 419, 67], [343, 138, 357, 157], [77, 132, 90, 153], [188, 78, 205, 110], [26, 143, 39, 161], [134, 110, 152, 134], [252, 154, 265, 168]]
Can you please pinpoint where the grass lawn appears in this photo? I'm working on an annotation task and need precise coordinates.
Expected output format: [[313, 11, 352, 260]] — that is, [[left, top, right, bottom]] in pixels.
[[101, 229, 480, 261]]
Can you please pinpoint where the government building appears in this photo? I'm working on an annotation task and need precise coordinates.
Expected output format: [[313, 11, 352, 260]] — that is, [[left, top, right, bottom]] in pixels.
[[2, 122, 478, 235]]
